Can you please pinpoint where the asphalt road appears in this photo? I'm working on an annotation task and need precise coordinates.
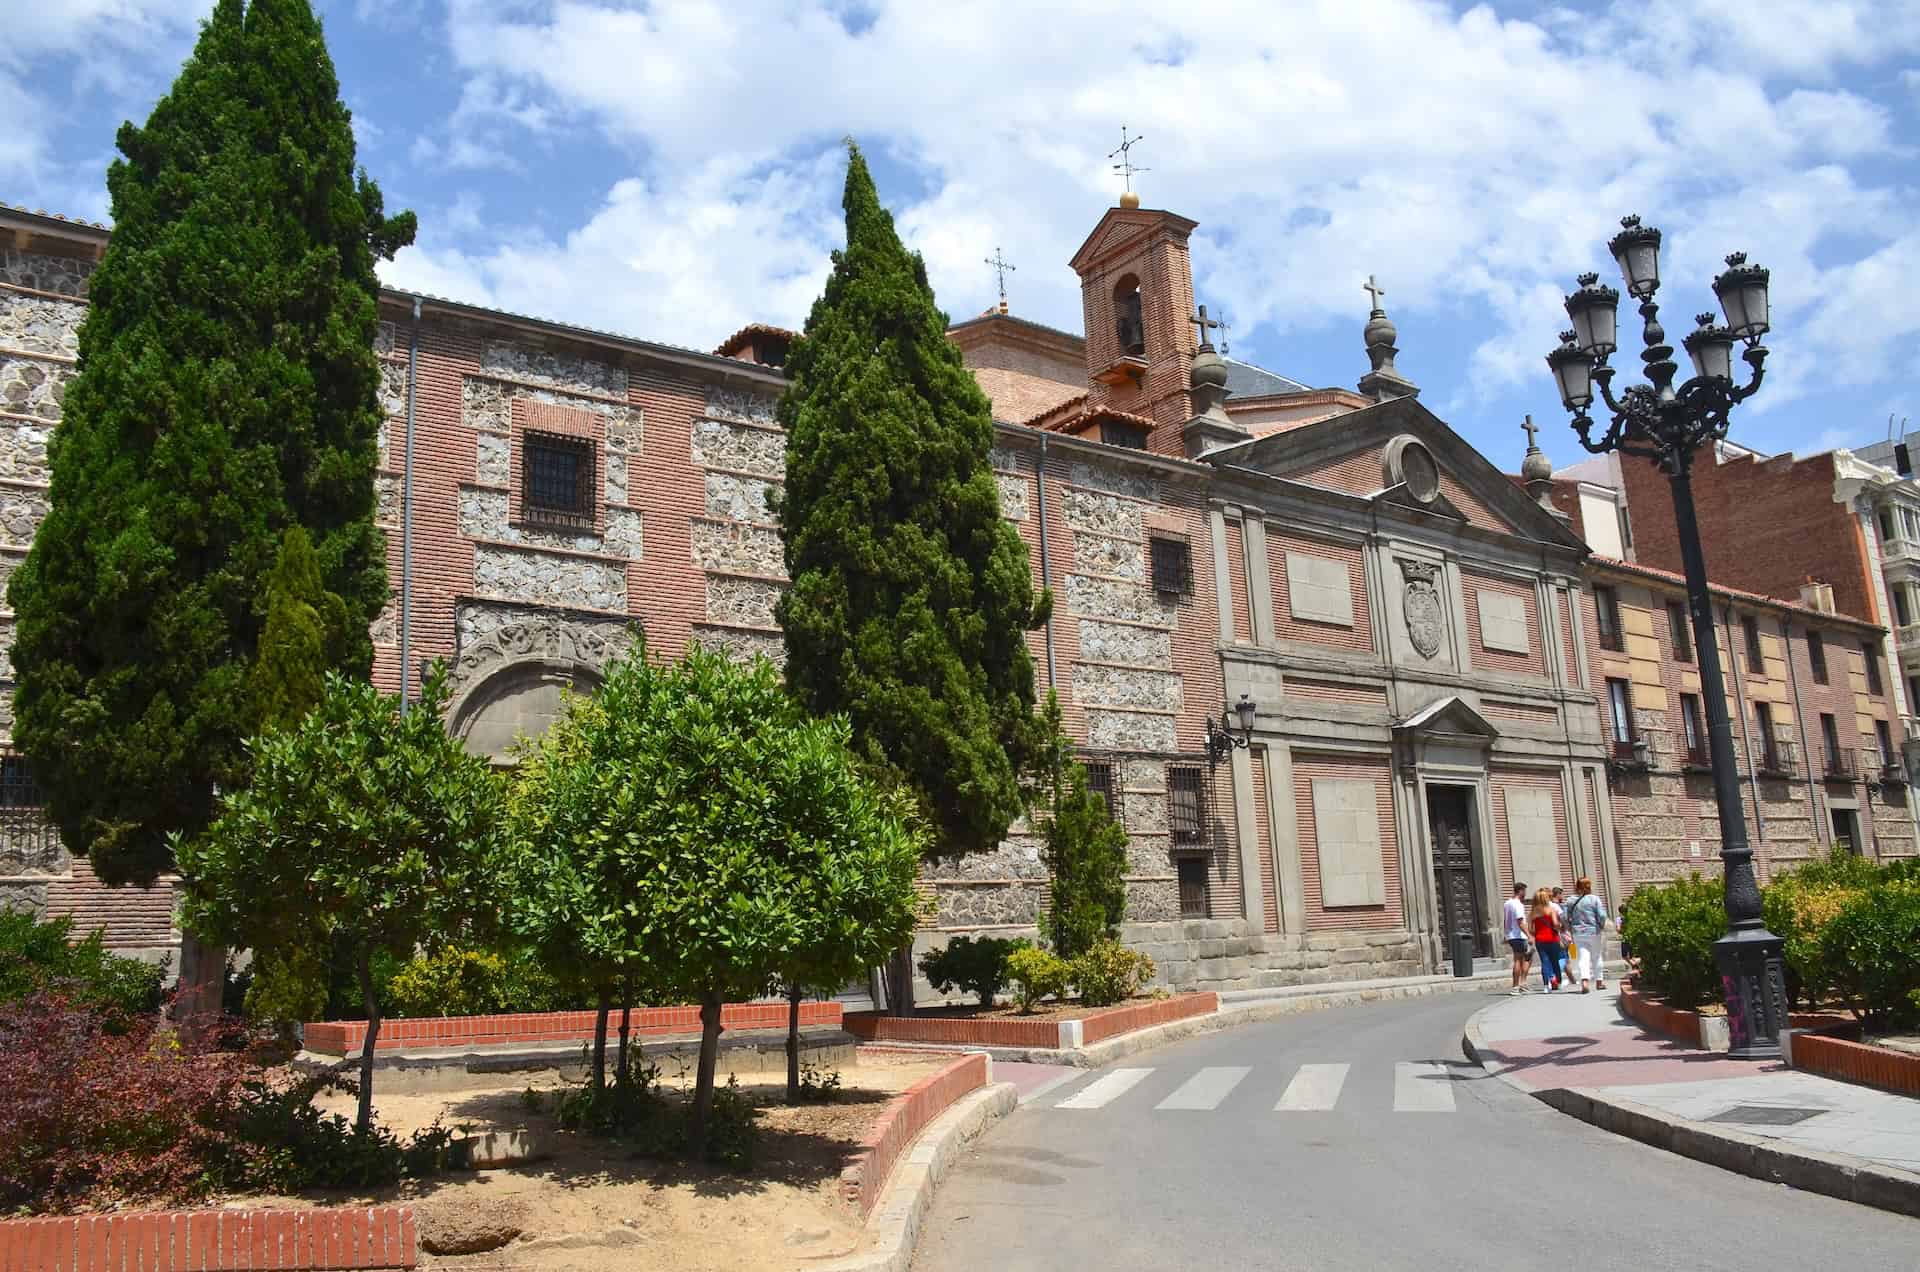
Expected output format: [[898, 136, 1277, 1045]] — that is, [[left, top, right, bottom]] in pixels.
[[910, 990, 1920, 1272]]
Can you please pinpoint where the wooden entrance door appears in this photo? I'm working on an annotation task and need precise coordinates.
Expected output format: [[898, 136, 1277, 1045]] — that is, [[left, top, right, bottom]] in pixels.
[[1428, 787, 1488, 958]]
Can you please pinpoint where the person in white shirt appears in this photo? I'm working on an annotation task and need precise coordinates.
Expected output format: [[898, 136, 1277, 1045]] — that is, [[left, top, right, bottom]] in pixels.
[[1502, 882, 1532, 995]]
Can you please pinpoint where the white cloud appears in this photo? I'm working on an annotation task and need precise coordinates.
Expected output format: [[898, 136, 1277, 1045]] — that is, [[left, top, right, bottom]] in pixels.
[[400, 0, 1919, 402]]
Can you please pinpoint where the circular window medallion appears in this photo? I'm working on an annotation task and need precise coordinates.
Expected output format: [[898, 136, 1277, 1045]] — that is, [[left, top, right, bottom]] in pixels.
[[1383, 435, 1440, 503]]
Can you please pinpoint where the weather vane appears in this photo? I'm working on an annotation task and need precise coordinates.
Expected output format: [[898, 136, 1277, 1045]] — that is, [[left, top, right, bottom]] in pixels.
[[1109, 126, 1150, 200], [984, 247, 1016, 309]]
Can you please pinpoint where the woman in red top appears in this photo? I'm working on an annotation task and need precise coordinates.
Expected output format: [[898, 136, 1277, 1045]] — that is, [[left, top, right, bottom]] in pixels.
[[1529, 887, 1566, 992]]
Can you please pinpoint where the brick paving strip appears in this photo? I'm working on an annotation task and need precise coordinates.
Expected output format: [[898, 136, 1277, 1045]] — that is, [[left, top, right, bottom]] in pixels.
[[0, 1206, 418, 1271], [1463, 985, 1920, 1219]]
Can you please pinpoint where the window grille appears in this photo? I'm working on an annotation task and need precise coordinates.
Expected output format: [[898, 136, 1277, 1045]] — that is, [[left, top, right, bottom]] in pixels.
[[1177, 857, 1208, 919], [1101, 420, 1150, 450], [522, 431, 596, 529], [1083, 761, 1118, 817], [1150, 538, 1194, 598], [0, 751, 58, 872], [1169, 763, 1209, 848]]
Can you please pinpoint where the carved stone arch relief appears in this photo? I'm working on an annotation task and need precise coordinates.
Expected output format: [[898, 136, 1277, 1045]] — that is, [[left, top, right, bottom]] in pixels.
[[445, 618, 635, 762]]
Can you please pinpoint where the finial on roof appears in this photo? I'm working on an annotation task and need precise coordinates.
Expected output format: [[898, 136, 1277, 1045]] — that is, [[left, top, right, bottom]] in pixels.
[[1109, 126, 1149, 209], [1520, 413, 1564, 517], [1357, 274, 1418, 402]]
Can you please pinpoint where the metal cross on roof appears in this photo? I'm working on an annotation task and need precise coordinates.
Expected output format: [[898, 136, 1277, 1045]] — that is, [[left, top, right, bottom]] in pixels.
[[984, 247, 1016, 307], [1363, 274, 1387, 312], [1521, 413, 1541, 450], [1189, 303, 1222, 350], [1109, 126, 1150, 193]]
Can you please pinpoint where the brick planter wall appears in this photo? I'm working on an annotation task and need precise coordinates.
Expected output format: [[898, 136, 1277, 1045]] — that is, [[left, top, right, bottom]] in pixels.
[[840, 1052, 989, 1218], [0, 1206, 415, 1271], [303, 1001, 842, 1056], [1791, 1032, 1920, 1098], [843, 993, 1217, 1049], [1080, 992, 1217, 1044], [1619, 983, 1704, 1048]]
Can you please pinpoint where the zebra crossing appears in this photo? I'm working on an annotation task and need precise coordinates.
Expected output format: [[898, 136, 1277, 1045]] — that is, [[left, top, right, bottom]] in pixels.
[[1037, 1059, 1468, 1114]]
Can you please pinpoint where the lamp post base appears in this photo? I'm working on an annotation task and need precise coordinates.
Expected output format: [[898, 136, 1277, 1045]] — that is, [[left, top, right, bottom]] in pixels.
[[1713, 926, 1789, 1060]]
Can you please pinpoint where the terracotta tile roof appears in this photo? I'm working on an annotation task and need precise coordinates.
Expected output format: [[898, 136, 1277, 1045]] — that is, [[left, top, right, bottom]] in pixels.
[[714, 322, 797, 357], [1587, 555, 1883, 630], [1032, 403, 1160, 436], [0, 200, 109, 230]]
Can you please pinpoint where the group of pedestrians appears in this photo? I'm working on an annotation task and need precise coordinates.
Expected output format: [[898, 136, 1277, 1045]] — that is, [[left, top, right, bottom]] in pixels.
[[1502, 876, 1613, 995]]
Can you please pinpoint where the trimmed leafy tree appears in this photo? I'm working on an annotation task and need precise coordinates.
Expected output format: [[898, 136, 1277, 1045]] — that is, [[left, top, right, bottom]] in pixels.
[[7, 0, 414, 886], [177, 668, 501, 1133], [505, 642, 923, 1155], [776, 144, 1049, 1012]]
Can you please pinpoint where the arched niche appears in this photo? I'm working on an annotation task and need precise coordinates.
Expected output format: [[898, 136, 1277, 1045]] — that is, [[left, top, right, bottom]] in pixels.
[[448, 657, 601, 763], [1113, 273, 1145, 356]]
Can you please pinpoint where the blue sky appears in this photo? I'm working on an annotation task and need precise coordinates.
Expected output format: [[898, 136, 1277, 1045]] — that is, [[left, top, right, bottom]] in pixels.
[[4, 1, 1918, 473]]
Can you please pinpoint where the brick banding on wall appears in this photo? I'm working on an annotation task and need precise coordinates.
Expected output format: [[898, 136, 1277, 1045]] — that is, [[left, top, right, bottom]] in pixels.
[[302, 1000, 842, 1056], [0, 1206, 416, 1271]]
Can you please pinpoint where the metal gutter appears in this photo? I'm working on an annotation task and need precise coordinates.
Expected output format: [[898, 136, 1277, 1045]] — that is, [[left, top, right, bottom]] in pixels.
[[1036, 434, 1056, 691], [399, 298, 420, 713]]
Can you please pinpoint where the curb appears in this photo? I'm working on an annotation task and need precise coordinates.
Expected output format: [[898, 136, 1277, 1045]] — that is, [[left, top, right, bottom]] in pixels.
[[809, 1081, 1018, 1272], [891, 972, 1514, 1069], [1461, 1006, 1920, 1220]]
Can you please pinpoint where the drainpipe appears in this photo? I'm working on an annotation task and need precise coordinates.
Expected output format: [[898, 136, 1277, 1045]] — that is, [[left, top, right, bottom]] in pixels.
[[1722, 603, 1765, 842], [1781, 615, 1822, 840], [1035, 434, 1056, 692], [399, 297, 421, 714]]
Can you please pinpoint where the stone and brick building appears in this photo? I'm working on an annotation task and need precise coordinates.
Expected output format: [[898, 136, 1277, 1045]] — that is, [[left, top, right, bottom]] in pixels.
[[3, 190, 1913, 994]]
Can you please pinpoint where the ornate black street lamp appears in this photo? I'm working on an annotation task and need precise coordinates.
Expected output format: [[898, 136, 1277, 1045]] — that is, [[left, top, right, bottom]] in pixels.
[[1205, 694, 1258, 767], [1546, 215, 1787, 1059]]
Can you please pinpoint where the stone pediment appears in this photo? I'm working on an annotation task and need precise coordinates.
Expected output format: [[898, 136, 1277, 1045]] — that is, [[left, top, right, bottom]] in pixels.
[[1205, 396, 1584, 551], [1393, 695, 1499, 743]]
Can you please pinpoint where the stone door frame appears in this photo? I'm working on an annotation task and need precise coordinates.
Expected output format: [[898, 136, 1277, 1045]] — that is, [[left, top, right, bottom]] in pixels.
[[1423, 782, 1490, 960]]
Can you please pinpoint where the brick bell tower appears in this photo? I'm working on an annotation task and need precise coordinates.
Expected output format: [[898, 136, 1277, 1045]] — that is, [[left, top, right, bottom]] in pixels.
[[1067, 192, 1201, 452]]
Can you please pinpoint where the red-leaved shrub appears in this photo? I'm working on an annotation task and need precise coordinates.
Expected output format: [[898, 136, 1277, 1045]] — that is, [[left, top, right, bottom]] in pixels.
[[0, 992, 252, 1211]]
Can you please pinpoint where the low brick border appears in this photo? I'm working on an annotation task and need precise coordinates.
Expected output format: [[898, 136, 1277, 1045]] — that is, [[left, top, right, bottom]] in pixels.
[[1789, 1031, 1920, 1098], [303, 1000, 842, 1055], [1618, 982, 1704, 1048], [843, 993, 1216, 1049], [0, 1206, 415, 1271], [840, 1052, 989, 1218]]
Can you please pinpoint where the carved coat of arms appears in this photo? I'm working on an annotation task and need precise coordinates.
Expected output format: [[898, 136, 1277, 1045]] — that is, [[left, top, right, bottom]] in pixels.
[[1400, 560, 1444, 660]]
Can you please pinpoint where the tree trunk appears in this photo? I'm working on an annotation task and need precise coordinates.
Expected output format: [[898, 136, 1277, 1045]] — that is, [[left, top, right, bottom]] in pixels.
[[356, 948, 380, 1136], [616, 979, 633, 1082], [169, 932, 226, 1042], [591, 985, 612, 1093], [785, 981, 804, 1102], [689, 992, 724, 1161], [884, 942, 916, 1018]]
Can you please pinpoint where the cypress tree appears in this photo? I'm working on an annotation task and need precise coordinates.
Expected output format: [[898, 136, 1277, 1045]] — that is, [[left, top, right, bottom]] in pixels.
[[7, 0, 414, 884], [776, 145, 1050, 1009], [251, 526, 338, 731]]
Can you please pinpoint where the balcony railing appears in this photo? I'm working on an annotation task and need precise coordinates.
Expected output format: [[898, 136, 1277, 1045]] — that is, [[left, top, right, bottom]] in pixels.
[[1597, 625, 1626, 653], [1756, 737, 1800, 779], [1682, 739, 1711, 771], [1608, 734, 1652, 770], [1823, 746, 1859, 782], [1875, 756, 1910, 786], [1896, 622, 1920, 651]]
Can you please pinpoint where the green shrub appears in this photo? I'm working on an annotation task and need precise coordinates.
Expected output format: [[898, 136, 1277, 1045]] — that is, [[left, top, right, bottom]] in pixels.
[[557, 1063, 758, 1169], [1005, 946, 1073, 1013], [1070, 939, 1156, 1007], [919, 936, 1029, 1008], [0, 911, 165, 1031], [384, 946, 565, 1019], [1619, 874, 1725, 1009], [1883, 856, 1920, 885], [1819, 881, 1920, 1031], [1038, 756, 1129, 960], [1762, 873, 1864, 1008]]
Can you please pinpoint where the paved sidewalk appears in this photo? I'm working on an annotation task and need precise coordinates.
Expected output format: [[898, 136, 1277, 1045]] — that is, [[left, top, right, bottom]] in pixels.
[[1467, 985, 1920, 1213]]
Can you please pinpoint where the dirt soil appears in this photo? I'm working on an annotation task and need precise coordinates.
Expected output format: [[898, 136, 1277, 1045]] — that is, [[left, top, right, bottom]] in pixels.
[[910, 993, 1171, 1022], [226, 1052, 949, 1271]]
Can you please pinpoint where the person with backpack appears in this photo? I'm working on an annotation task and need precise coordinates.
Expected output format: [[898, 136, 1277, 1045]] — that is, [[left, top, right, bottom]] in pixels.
[[1529, 886, 1565, 992], [1564, 875, 1612, 992]]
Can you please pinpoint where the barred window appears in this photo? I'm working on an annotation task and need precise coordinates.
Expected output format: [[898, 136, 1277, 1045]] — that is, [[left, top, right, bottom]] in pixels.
[[1083, 761, 1117, 816], [1177, 857, 1208, 918], [1169, 763, 1208, 847], [1150, 537, 1194, 598], [522, 432, 596, 528], [1101, 420, 1150, 450], [0, 752, 42, 809]]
